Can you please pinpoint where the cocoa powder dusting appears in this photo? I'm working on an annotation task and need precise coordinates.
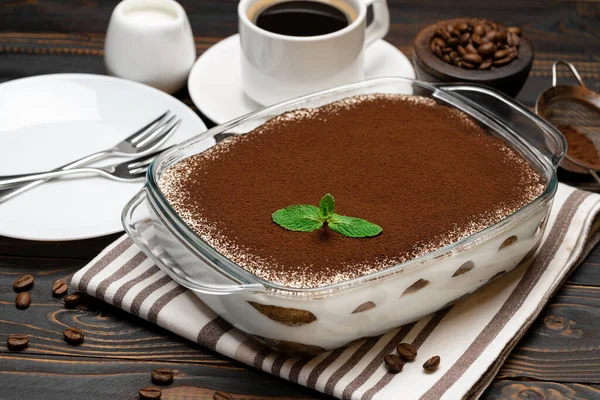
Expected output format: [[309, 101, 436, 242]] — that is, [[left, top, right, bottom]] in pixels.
[[160, 95, 545, 289], [560, 125, 600, 167]]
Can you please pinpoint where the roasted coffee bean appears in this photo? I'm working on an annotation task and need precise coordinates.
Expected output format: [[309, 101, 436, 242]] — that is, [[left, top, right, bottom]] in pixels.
[[64, 292, 83, 309], [433, 45, 443, 59], [449, 51, 459, 64], [463, 53, 483, 65], [479, 58, 493, 69], [139, 386, 162, 399], [16, 292, 31, 310], [494, 49, 509, 60], [442, 46, 453, 54], [397, 343, 418, 361], [443, 54, 451, 63], [7, 334, 29, 351], [484, 24, 492, 33], [493, 57, 513, 66], [470, 33, 482, 46], [473, 24, 485, 36], [459, 32, 470, 45], [384, 354, 404, 373], [13, 274, 34, 292], [446, 37, 459, 47], [495, 31, 507, 44], [436, 27, 451, 41], [457, 45, 467, 57], [477, 42, 496, 57], [423, 356, 441, 372], [432, 37, 446, 48], [213, 391, 232, 400], [63, 327, 84, 344], [465, 43, 477, 54], [462, 61, 476, 69], [484, 30, 497, 42], [455, 22, 469, 33], [507, 26, 521, 36], [52, 280, 68, 297], [507, 32, 520, 47], [151, 368, 174, 385]]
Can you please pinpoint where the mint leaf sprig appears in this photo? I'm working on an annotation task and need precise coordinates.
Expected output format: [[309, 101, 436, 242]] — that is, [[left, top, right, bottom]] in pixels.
[[272, 194, 382, 238]]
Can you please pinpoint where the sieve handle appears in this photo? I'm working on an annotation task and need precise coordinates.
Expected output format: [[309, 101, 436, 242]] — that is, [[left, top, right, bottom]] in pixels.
[[552, 60, 586, 88], [437, 84, 567, 169]]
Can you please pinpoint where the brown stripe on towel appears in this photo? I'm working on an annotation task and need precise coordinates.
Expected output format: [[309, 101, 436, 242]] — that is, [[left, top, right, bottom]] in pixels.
[[362, 307, 452, 400], [253, 347, 272, 370], [147, 285, 188, 324], [420, 190, 589, 400], [271, 354, 289, 376], [323, 336, 382, 395], [341, 322, 416, 400], [129, 275, 172, 316], [197, 317, 234, 350], [306, 347, 348, 389], [94, 251, 147, 299], [289, 357, 313, 384], [112, 265, 161, 308], [77, 237, 132, 292]]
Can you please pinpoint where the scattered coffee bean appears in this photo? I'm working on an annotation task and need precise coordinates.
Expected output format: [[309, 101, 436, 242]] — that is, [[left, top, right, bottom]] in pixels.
[[63, 327, 84, 344], [429, 19, 523, 70], [139, 386, 162, 399], [64, 292, 83, 308], [13, 274, 34, 292], [423, 355, 441, 372], [52, 280, 68, 297], [7, 334, 29, 351], [213, 391, 232, 400], [15, 292, 31, 310], [384, 354, 404, 373], [151, 368, 174, 385], [396, 343, 418, 361]]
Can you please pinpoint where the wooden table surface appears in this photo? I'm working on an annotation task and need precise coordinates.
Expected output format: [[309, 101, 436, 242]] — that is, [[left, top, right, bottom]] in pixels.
[[1, 1, 599, 399]]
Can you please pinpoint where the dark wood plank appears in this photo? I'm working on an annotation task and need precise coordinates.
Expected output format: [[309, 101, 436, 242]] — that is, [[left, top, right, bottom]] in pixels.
[[482, 380, 600, 399], [568, 242, 600, 286], [0, 353, 324, 400], [498, 284, 600, 383], [0, 234, 121, 260]]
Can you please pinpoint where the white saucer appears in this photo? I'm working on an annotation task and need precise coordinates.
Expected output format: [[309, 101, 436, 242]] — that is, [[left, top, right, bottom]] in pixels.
[[0, 74, 208, 241], [188, 34, 416, 124]]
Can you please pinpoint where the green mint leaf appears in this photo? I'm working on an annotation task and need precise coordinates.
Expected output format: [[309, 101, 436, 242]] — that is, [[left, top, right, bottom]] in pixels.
[[272, 205, 323, 232], [319, 193, 335, 219], [328, 213, 382, 238]]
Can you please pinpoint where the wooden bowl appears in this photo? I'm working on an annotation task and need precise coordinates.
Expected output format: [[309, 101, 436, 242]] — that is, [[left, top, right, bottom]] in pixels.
[[413, 18, 534, 97]]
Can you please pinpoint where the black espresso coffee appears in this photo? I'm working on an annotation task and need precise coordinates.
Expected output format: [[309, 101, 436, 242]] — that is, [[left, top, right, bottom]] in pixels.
[[255, 1, 350, 37]]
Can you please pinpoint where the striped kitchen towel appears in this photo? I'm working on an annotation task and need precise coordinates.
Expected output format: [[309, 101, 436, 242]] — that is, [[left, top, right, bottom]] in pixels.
[[71, 183, 600, 399]]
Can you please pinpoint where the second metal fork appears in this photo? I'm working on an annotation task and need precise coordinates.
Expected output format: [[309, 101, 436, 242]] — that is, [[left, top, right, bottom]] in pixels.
[[0, 111, 180, 203]]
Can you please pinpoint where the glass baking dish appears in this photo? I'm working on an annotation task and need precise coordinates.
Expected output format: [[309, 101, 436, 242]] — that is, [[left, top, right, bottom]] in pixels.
[[122, 77, 565, 353]]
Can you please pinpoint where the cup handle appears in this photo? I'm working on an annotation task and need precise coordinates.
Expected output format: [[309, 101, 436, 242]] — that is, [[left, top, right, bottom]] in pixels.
[[363, 0, 390, 48]]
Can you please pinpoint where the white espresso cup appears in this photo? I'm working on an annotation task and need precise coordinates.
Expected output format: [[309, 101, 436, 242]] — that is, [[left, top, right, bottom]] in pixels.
[[238, 0, 390, 105], [104, 0, 196, 94]]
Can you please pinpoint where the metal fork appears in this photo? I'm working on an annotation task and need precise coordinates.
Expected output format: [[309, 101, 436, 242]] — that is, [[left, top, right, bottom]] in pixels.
[[0, 111, 180, 203], [0, 147, 169, 188]]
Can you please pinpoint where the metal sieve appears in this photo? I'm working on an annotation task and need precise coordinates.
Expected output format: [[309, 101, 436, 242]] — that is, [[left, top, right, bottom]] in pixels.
[[536, 60, 600, 184]]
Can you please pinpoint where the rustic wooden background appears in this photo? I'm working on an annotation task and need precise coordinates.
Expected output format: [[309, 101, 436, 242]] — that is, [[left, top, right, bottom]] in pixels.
[[1, 0, 600, 399]]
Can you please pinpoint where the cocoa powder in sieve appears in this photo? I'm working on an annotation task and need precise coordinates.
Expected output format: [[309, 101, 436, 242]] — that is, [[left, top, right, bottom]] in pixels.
[[160, 95, 544, 288], [559, 125, 600, 167]]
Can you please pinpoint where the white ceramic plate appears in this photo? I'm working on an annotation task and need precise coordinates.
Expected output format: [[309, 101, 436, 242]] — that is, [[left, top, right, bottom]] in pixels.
[[188, 34, 416, 124], [0, 74, 207, 241]]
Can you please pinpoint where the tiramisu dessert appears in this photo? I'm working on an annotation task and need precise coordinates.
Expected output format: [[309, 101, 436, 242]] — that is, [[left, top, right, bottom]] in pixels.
[[159, 94, 545, 290]]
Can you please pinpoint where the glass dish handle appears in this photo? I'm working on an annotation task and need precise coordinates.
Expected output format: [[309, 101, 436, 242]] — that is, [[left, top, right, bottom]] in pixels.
[[437, 84, 566, 169], [122, 189, 265, 295]]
